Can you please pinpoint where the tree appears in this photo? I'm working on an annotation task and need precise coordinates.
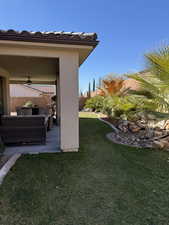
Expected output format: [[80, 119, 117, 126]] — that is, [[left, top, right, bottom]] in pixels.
[[127, 46, 169, 124], [128, 46, 169, 113], [85, 95, 104, 112], [98, 75, 125, 97], [98, 77, 102, 88], [93, 78, 96, 92], [79, 90, 83, 97], [88, 82, 91, 98]]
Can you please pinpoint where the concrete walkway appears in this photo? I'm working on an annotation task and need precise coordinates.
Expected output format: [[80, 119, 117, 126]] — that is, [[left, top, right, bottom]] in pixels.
[[3, 126, 60, 155]]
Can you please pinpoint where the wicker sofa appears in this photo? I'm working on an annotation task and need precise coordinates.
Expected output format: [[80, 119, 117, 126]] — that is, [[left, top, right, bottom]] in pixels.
[[16, 106, 53, 130], [0, 115, 48, 145]]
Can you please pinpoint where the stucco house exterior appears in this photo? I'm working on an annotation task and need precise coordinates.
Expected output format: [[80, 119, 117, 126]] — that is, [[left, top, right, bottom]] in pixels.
[[0, 29, 98, 152]]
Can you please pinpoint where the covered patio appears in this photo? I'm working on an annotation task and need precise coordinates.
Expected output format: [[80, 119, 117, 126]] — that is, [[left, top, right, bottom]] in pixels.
[[0, 29, 98, 154]]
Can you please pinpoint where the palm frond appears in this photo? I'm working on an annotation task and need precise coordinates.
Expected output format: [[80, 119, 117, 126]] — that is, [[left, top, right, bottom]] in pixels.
[[146, 110, 169, 120], [145, 46, 169, 83], [128, 89, 154, 99], [128, 74, 160, 95]]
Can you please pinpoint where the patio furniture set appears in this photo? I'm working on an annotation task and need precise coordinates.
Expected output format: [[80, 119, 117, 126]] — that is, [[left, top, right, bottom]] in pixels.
[[0, 106, 54, 146]]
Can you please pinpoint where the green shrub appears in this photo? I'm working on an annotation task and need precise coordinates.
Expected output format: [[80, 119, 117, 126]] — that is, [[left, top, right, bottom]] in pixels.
[[84, 94, 144, 121], [85, 96, 104, 112], [114, 109, 124, 117], [102, 96, 138, 120], [102, 96, 115, 117]]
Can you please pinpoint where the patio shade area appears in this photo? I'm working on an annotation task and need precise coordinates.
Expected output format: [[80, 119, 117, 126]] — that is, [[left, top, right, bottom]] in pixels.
[[0, 55, 60, 154], [0, 55, 58, 84]]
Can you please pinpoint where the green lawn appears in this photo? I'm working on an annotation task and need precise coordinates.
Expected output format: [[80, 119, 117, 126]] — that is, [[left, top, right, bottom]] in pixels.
[[1, 112, 169, 225]]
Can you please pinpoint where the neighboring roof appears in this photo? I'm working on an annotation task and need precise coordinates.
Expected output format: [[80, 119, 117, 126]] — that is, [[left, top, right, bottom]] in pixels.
[[123, 70, 151, 91], [0, 29, 98, 46], [10, 84, 55, 97], [123, 79, 140, 91], [25, 85, 55, 94]]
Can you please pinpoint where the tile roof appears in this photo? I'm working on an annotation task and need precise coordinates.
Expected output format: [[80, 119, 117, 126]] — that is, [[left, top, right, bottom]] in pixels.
[[123, 79, 140, 91], [24, 85, 55, 94], [0, 29, 98, 46], [10, 84, 56, 97]]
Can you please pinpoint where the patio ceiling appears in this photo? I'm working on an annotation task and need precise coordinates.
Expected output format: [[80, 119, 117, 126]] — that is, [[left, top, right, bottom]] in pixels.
[[0, 55, 59, 84]]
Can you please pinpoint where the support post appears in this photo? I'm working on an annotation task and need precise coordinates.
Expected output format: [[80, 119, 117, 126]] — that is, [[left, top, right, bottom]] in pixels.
[[59, 52, 79, 152]]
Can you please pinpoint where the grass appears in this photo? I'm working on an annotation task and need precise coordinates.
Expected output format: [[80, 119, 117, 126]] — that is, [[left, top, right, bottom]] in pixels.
[[1, 112, 169, 225]]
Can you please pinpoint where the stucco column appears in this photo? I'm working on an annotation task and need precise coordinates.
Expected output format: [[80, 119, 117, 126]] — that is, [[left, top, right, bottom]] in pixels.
[[59, 52, 79, 152], [0, 67, 10, 115], [3, 77, 10, 115]]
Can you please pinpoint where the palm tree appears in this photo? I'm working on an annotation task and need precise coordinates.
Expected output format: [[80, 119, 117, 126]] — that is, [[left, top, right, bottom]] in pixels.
[[128, 46, 169, 121], [98, 75, 125, 97]]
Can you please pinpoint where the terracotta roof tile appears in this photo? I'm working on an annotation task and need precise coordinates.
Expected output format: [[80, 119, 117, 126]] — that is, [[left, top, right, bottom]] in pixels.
[[10, 84, 56, 97], [0, 29, 98, 46], [123, 79, 140, 90]]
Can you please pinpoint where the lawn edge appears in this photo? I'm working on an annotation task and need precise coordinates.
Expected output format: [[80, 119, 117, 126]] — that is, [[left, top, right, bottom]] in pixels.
[[0, 153, 21, 185], [97, 113, 119, 133]]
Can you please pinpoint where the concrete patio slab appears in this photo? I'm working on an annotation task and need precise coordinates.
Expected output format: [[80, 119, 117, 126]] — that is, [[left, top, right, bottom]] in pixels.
[[3, 126, 60, 155]]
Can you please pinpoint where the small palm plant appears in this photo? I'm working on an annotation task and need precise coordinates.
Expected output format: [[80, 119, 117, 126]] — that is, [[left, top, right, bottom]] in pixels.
[[128, 46, 169, 125], [97, 74, 133, 119]]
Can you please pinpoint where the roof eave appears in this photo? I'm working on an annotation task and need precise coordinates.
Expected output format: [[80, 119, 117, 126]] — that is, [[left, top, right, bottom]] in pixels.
[[0, 36, 99, 47]]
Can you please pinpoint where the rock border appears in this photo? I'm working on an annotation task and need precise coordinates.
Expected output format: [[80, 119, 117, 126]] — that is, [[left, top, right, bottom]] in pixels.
[[0, 153, 21, 185], [98, 115, 119, 133], [97, 113, 152, 149], [106, 132, 144, 149]]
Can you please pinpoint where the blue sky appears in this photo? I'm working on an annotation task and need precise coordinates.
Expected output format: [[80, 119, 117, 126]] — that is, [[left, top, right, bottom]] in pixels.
[[0, 0, 169, 92]]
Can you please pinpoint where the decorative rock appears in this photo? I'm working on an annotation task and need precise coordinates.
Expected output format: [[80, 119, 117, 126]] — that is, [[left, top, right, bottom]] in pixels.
[[154, 130, 163, 137], [155, 127, 162, 131], [165, 124, 169, 130], [163, 140, 169, 148], [123, 120, 129, 126], [136, 122, 146, 129], [145, 129, 154, 139], [131, 136, 136, 141], [115, 134, 121, 141], [164, 137, 169, 142], [152, 141, 165, 149], [118, 124, 128, 133], [129, 124, 141, 133], [153, 139, 169, 149], [104, 117, 169, 150]]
